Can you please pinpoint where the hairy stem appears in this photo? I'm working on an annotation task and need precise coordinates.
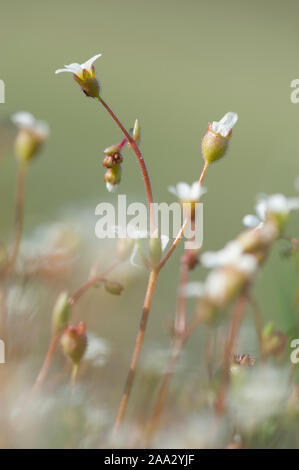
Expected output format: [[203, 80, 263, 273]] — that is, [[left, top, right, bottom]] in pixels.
[[113, 269, 159, 433]]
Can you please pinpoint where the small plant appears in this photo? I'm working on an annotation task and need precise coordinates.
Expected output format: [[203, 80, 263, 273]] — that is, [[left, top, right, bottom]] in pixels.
[[0, 52, 298, 449]]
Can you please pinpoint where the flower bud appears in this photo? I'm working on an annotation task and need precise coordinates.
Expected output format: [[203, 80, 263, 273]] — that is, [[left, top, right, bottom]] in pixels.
[[104, 165, 122, 192], [52, 291, 70, 333], [261, 323, 287, 358], [181, 250, 199, 271], [104, 280, 124, 295], [127, 118, 141, 148], [60, 322, 87, 364], [237, 223, 278, 254], [117, 237, 135, 261], [15, 129, 42, 162], [132, 118, 141, 143], [73, 74, 100, 98], [149, 229, 163, 266], [201, 112, 238, 164], [12, 112, 49, 163]]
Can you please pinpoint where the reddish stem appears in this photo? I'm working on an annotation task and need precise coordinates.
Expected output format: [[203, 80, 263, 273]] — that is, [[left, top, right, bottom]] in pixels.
[[98, 97, 155, 234]]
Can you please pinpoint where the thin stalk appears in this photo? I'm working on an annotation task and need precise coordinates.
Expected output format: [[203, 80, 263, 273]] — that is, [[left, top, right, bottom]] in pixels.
[[158, 163, 209, 271], [98, 96, 155, 234], [33, 333, 58, 391], [215, 292, 248, 414], [69, 261, 119, 306], [71, 363, 79, 396], [0, 287, 8, 352], [1, 161, 27, 279], [113, 269, 159, 433], [175, 261, 189, 335]]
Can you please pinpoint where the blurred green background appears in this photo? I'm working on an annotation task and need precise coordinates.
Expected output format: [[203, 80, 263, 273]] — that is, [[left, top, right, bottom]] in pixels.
[[0, 0, 299, 407]]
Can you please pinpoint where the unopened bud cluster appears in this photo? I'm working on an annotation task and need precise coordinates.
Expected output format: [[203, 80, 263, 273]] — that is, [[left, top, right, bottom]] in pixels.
[[102, 144, 123, 192]]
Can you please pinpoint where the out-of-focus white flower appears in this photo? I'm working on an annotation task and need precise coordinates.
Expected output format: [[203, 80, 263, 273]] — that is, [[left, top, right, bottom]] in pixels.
[[229, 365, 290, 431], [204, 270, 232, 304], [184, 281, 205, 298], [242, 214, 262, 228], [55, 53, 102, 79], [12, 112, 50, 162], [12, 112, 50, 139], [168, 181, 207, 202], [85, 333, 111, 367], [201, 241, 257, 276], [257, 193, 299, 217], [210, 112, 238, 138], [55, 54, 102, 98], [152, 411, 228, 449], [243, 193, 299, 228]]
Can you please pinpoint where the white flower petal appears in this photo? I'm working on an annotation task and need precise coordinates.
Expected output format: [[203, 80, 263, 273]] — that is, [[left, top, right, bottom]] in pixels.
[[161, 234, 169, 251], [55, 68, 74, 74], [81, 53, 102, 71], [129, 243, 143, 268], [211, 112, 238, 137], [176, 182, 190, 200], [168, 185, 178, 197], [12, 112, 35, 128], [106, 182, 118, 193], [169, 181, 207, 202], [242, 214, 260, 228]]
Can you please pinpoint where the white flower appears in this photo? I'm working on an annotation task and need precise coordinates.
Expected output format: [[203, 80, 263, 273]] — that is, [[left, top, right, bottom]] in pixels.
[[229, 365, 290, 431], [210, 112, 238, 137], [11, 112, 50, 139], [201, 241, 257, 276], [168, 181, 207, 202], [85, 333, 111, 367], [204, 270, 233, 304], [55, 53, 102, 79], [243, 193, 299, 228], [184, 281, 205, 298]]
